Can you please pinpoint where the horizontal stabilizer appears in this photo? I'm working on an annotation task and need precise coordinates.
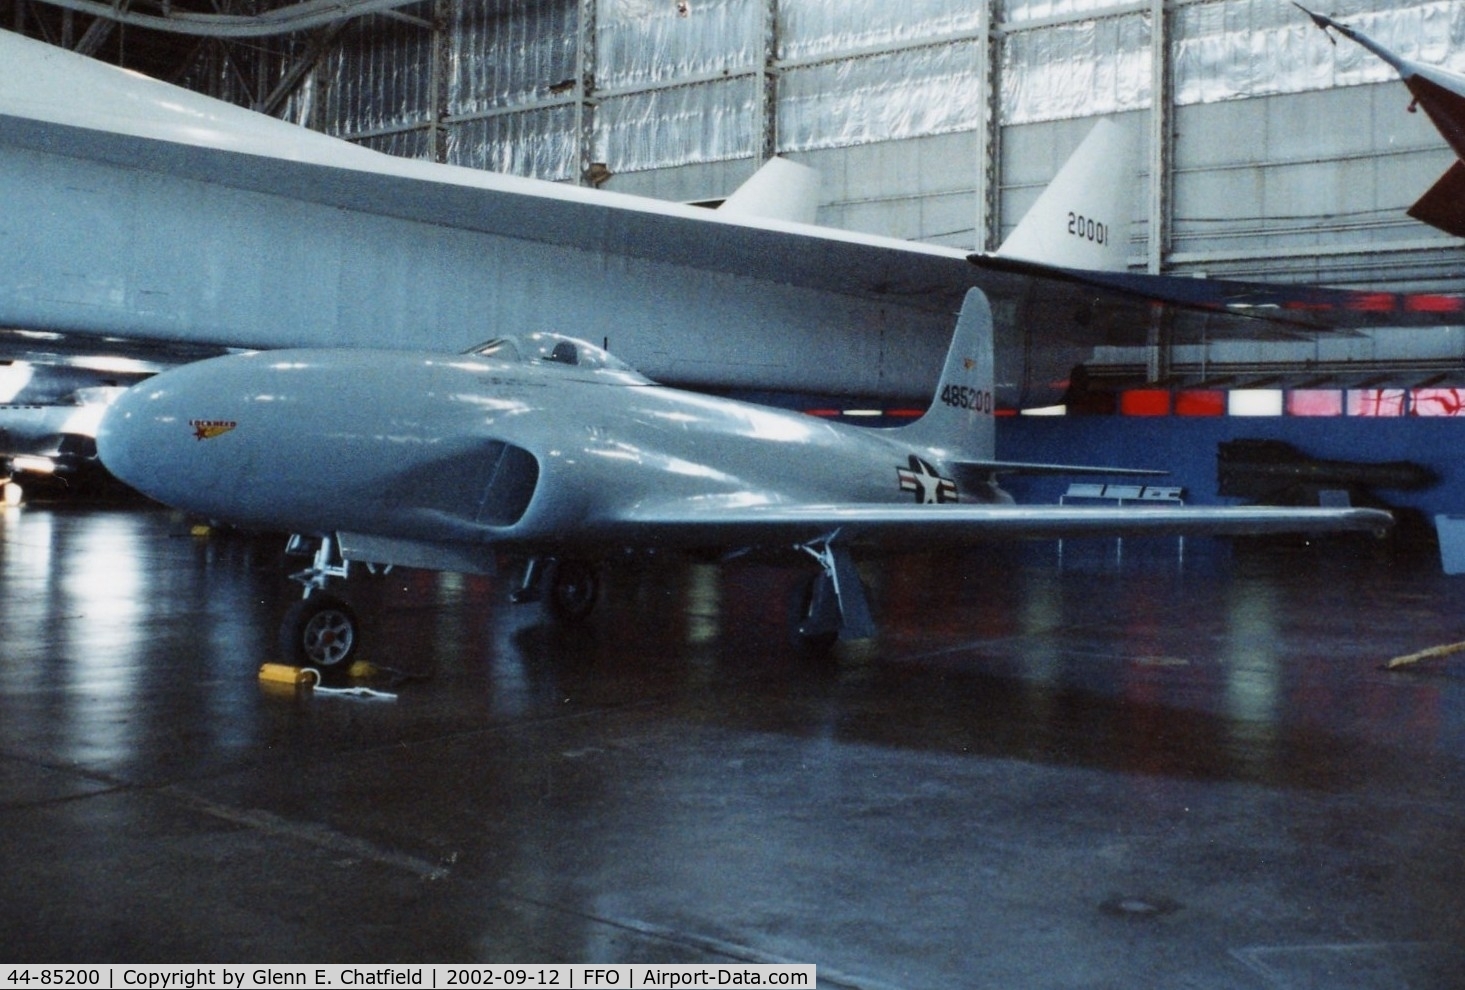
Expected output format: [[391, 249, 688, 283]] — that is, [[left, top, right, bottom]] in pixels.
[[950, 461, 1165, 488]]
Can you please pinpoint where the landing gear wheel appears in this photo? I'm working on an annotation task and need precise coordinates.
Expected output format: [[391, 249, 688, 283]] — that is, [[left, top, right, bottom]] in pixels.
[[547, 559, 600, 622], [788, 573, 839, 656], [279, 593, 360, 670]]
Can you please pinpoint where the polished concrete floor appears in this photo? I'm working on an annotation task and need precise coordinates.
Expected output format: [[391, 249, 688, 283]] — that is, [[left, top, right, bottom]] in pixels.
[[4, 502, 1465, 987]]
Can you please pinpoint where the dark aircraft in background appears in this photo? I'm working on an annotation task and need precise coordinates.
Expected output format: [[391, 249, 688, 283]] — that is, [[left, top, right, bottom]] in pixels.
[[1298, 4, 1465, 239]]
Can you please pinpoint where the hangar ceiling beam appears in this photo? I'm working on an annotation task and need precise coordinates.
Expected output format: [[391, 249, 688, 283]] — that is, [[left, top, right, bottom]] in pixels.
[[71, 0, 122, 55], [18, 0, 433, 38]]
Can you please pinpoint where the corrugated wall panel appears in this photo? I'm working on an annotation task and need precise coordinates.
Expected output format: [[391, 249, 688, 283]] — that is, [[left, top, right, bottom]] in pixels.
[[777, 0, 983, 62], [778, 43, 984, 154], [598, 0, 761, 90], [598, 79, 758, 172], [449, 0, 579, 115]]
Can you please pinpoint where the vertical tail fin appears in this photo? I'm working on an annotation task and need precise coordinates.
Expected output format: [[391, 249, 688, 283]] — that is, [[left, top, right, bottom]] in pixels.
[[896, 289, 996, 462], [717, 157, 822, 225], [993, 118, 1135, 273]]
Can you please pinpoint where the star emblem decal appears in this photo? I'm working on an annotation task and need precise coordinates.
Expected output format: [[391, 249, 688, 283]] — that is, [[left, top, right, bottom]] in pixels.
[[897, 455, 959, 504]]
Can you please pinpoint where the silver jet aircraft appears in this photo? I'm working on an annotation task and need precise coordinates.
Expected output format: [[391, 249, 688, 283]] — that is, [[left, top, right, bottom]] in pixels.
[[97, 290, 1390, 666]]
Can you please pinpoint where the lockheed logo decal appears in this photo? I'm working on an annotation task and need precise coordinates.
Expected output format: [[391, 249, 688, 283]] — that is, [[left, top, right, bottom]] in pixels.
[[898, 455, 958, 504], [190, 419, 237, 441]]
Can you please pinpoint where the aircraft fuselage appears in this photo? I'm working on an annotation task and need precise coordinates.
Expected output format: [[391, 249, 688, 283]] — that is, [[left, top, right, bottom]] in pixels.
[[97, 343, 960, 559]]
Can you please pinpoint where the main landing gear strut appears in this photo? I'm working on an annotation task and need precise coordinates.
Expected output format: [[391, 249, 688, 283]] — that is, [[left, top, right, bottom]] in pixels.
[[510, 555, 602, 621], [788, 534, 875, 654]]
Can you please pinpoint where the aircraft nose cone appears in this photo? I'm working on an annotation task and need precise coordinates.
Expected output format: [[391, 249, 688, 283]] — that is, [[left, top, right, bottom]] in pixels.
[[96, 377, 174, 496], [96, 361, 241, 510]]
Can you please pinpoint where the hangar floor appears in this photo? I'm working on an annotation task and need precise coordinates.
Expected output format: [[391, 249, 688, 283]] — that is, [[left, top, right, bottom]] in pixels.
[[4, 502, 1465, 987]]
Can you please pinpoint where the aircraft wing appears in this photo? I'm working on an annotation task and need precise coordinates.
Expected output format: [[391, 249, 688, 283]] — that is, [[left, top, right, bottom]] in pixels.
[[6, 26, 1462, 354], [1409, 160, 1465, 239], [0, 326, 236, 374], [1297, 5, 1465, 239], [611, 500, 1391, 550], [972, 255, 1465, 337]]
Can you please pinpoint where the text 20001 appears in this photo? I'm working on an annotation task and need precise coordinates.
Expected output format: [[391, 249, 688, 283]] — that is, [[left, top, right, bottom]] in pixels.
[[1066, 212, 1107, 245]]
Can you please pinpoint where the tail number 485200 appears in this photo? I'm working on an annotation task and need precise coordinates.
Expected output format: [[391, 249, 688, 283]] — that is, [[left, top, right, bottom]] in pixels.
[[941, 384, 992, 413]]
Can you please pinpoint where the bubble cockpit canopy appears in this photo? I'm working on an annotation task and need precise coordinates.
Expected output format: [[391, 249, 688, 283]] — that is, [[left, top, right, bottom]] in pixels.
[[467, 333, 648, 382]]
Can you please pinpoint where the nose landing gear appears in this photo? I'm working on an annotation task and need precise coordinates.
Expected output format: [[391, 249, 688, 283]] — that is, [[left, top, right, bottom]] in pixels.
[[278, 534, 361, 670], [279, 592, 360, 669]]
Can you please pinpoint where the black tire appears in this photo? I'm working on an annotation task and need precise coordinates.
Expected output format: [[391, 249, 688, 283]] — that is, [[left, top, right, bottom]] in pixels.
[[547, 559, 600, 622], [279, 593, 360, 670]]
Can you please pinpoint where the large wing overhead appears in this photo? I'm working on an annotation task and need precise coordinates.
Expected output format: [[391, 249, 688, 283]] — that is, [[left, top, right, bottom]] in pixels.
[[1298, 6, 1465, 240], [972, 255, 1465, 338], [610, 500, 1392, 551]]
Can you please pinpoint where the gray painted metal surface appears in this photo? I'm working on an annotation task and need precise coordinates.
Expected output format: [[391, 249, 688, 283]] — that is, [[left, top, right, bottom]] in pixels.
[[95, 290, 1388, 568]]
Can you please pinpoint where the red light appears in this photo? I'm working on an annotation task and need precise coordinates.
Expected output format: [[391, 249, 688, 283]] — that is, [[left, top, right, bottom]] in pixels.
[[1174, 391, 1225, 417], [1346, 292, 1396, 313], [1406, 294, 1465, 313], [1119, 390, 1171, 416]]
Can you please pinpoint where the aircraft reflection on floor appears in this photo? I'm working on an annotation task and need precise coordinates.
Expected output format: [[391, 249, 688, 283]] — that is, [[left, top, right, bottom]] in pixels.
[[4, 505, 1465, 972], [1, 506, 1461, 779]]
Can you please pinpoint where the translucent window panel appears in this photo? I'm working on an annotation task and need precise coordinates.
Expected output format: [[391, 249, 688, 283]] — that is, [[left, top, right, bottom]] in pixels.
[[1347, 389, 1408, 417], [1001, 14, 1151, 125], [1175, 0, 1465, 107], [449, 0, 580, 115], [1411, 389, 1465, 417], [1286, 390, 1345, 417], [778, 43, 984, 154], [1229, 390, 1284, 416], [598, 0, 762, 91], [447, 106, 580, 181], [778, 0, 984, 62], [596, 78, 757, 172]]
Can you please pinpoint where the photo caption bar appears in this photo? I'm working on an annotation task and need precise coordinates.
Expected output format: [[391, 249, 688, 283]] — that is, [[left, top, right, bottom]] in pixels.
[[3, 966, 815, 990]]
